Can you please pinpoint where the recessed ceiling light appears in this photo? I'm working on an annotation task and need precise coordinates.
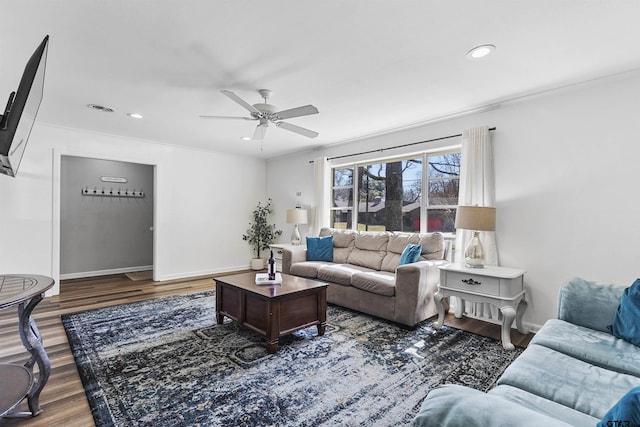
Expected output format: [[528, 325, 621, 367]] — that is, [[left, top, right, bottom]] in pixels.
[[127, 113, 143, 119], [467, 44, 496, 60], [241, 136, 252, 141], [87, 104, 115, 113]]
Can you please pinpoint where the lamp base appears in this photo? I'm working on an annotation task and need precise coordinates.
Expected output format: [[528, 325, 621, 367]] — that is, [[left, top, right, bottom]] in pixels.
[[464, 261, 485, 268], [464, 231, 485, 268], [290, 224, 302, 246]]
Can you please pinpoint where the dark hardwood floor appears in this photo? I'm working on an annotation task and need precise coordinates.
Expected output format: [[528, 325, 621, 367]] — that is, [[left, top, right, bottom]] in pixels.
[[443, 309, 533, 348], [0, 272, 532, 426]]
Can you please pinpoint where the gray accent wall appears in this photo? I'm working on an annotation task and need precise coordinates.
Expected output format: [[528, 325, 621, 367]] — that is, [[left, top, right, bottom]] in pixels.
[[60, 156, 154, 276]]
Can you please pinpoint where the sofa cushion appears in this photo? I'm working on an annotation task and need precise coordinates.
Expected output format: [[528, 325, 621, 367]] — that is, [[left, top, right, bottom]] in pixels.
[[598, 386, 640, 427], [557, 277, 627, 333], [351, 271, 395, 296], [317, 264, 373, 286], [306, 235, 334, 262], [399, 244, 422, 265], [413, 384, 573, 427], [489, 385, 599, 427], [347, 232, 389, 270], [531, 318, 640, 377], [381, 232, 422, 272], [289, 261, 331, 279], [497, 343, 640, 419], [387, 232, 418, 253], [611, 278, 640, 347], [320, 228, 356, 263], [416, 232, 444, 261]]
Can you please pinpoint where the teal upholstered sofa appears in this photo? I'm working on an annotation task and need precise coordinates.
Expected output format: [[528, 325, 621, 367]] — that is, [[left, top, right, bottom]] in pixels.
[[413, 277, 640, 426]]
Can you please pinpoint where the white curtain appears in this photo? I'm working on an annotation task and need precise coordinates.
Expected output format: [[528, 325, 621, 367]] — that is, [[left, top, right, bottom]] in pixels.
[[311, 156, 330, 237], [455, 126, 499, 318]]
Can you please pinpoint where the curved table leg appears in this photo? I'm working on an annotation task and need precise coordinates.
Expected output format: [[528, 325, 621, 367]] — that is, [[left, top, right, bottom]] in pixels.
[[433, 291, 446, 329], [515, 298, 529, 334], [499, 305, 516, 351], [17, 294, 50, 417]]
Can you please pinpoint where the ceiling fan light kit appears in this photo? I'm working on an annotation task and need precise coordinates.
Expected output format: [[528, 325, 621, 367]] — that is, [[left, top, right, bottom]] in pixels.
[[200, 89, 319, 141]]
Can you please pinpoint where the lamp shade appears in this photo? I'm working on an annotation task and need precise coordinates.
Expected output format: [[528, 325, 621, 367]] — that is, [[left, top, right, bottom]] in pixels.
[[286, 208, 308, 225], [455, 206, 496, 231]]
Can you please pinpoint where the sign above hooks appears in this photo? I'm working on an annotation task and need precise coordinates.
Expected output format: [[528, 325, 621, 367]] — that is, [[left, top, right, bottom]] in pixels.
[[100, 176, 128, 183], [82, 187, 145, 198]]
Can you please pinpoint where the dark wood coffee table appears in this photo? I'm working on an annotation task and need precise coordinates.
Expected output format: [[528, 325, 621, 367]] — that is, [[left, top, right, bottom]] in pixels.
[[214, 272, 328, 353]]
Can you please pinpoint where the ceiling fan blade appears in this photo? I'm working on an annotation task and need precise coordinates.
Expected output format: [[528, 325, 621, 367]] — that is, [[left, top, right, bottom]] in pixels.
[[276, 121, 319, 138], [275, 105, 319, 120], [199, 115, 254, 120], [252, 123, 268, 140], [221, 90, 260, 114]]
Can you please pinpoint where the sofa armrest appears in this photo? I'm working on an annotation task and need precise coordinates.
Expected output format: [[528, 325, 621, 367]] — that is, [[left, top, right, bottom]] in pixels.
[[282, 246, 307, 274], [394, 260, 446, 326], [557, 277, 626, 333]]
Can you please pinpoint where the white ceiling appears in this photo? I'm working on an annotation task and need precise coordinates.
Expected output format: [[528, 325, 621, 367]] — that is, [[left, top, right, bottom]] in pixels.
[[3, 1, 640, 159]]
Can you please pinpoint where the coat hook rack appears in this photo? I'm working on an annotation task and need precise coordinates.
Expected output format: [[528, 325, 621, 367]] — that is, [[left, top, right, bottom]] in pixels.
[[81, 186, 145, 198]]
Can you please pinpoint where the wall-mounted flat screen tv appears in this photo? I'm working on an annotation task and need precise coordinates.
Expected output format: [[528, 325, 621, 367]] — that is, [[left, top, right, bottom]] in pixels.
[[0, 35, 49, 177]]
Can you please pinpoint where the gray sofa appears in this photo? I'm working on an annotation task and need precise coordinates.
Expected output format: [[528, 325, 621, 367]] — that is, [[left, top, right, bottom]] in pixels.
[[413, 277, 640, 426], [281, 227, 446, 327]]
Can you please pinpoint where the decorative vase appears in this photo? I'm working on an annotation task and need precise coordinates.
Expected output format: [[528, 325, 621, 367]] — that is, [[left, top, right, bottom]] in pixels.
[[250, 258, 264, 270]]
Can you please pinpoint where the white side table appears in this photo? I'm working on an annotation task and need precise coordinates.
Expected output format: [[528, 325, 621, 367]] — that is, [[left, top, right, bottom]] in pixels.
[[269, 243, 305, 272], [433, 263, 528, 350]]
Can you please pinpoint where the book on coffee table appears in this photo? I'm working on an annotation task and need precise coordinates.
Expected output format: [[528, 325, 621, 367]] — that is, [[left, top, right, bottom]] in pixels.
[[255, 273, 283, 285]]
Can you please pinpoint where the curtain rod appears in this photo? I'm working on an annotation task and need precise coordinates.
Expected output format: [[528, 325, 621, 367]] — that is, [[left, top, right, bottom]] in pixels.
[[309, 127, 496, 163]]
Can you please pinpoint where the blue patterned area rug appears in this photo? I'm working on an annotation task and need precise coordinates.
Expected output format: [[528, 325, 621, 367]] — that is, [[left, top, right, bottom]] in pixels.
[[62, 291, 523, 426]]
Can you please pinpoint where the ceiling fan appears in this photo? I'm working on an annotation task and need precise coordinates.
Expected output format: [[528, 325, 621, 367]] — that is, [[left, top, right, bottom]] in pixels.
[[200, 89, 319, 141]]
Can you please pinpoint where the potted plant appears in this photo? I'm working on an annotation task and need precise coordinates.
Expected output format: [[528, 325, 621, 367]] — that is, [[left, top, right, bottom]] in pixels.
[[242, 198, 282, 270]]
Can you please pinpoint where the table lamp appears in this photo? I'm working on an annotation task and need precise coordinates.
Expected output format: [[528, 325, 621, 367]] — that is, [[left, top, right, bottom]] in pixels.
[[286, 208, 308, 245], [455, 205, 496, 268]]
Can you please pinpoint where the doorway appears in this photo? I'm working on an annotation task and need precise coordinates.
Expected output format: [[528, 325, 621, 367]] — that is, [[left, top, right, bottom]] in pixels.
[[59, 156, 154, 280]]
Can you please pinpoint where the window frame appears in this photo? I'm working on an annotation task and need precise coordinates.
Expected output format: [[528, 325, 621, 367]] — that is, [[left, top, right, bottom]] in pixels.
[[329, 166, 355, 230], [329, 148, 460, 234]]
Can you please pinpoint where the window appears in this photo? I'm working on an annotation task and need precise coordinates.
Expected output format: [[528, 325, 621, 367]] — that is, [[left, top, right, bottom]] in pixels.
[[329, 150, 460, 233], [331, 167, 354, 229], [426, 152, 460, 233]]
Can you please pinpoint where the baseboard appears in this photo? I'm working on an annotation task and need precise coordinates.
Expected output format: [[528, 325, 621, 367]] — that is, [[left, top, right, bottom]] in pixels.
[[61, 264, 259, 285], [154, 265, 250, 282], [60, 265, 153, 280]]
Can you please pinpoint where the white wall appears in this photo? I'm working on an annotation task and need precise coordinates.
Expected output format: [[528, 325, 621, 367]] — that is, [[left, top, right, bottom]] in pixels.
[[266, 70, 640, 329], [0, 124, 266, 295], [5, 69, 637, 322]]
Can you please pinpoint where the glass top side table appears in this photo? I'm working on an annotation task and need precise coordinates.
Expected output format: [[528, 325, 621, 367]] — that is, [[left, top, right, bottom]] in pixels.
[[0, 274, 54, 418]]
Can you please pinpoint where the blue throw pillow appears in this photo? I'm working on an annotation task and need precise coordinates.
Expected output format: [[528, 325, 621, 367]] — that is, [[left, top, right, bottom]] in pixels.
[[597, 386, 640, 427], [399, 244, 422, 265], [306, 236, 333, 262], [611, 278, 640, 347]]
